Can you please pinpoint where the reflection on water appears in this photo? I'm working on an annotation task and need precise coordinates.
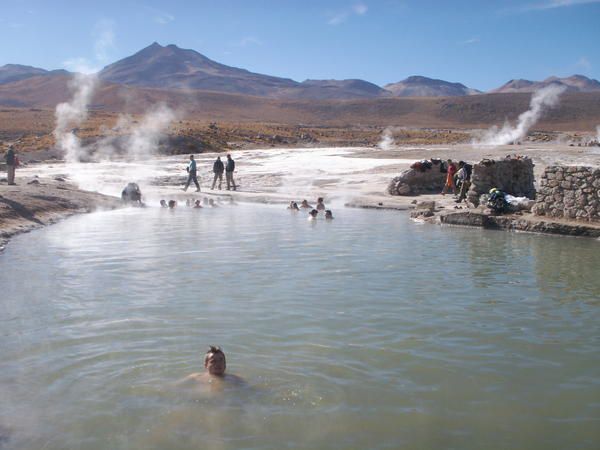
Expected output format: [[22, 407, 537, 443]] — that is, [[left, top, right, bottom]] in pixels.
[[0, 205, 599, 449]]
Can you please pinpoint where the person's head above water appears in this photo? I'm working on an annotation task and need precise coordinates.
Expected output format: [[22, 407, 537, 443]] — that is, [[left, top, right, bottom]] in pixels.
[[204, 346, 226, 376], [160, 200, 167, 207], [317, 197, 324, 203], [325, 210, 333, 219], [309, 209, 318, 217], [168, 200, 177, 208]]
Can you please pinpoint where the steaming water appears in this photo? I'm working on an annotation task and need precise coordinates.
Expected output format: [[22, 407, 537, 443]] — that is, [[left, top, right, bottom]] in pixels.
[[1, 205, 599, 450]]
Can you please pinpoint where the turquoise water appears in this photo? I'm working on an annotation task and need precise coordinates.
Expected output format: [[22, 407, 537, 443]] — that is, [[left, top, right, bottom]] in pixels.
[[0, 204, 599, 449]]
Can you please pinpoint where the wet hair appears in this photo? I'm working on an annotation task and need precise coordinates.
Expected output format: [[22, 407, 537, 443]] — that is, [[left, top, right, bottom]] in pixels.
[[318, 197, 324, 202], [310, 209, 318, 216], [204, 346, 226, 368], [325, 210, 333, 215]]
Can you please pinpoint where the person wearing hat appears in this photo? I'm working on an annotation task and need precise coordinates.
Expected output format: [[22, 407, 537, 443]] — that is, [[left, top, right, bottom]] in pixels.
[[4, 145, 17, 185]]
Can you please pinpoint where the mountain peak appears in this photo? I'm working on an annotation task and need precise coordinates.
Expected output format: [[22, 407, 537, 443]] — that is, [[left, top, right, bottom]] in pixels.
[[384, 75, 480, 97], [492, 74, 600, 93]]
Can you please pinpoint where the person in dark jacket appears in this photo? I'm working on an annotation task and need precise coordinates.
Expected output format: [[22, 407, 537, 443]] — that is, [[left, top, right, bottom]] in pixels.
[[183, 154, 200, 192], [225, 154, 237, 191], [211, 156, 225, 190], [456, 161, 473, 203], [4, 146, 17, 185]]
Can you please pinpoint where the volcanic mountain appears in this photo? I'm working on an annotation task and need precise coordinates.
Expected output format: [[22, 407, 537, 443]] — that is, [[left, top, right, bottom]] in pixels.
[[384, 76, 481, 97], [98, 42, 394, 99], [491, 75, 600, 93], [0, 64, 69, 84]]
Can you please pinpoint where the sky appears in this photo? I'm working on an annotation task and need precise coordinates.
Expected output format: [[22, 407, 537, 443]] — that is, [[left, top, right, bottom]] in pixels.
[[0, 0, 599, 91]]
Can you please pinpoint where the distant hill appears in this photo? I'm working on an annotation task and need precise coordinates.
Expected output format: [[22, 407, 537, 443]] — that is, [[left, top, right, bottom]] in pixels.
[[1, 74, 599, 131], [491, 75, 600, 93], [384, 76, 481, 97], [0, 64, 69, 85], [276, 79, 391, 100], [98, 42, 394, 100]]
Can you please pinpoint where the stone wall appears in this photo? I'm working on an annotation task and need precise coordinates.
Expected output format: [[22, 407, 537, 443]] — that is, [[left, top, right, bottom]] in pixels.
[[532, 166, 600, 222], [388, 166, 446, 196], [467, 157, 535, 206]]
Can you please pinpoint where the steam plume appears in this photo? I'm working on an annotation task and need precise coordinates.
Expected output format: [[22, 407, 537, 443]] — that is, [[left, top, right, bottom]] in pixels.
[[54, 73, 98, 163], [378, 128, 395, 150], [474, 84, 567, 146]]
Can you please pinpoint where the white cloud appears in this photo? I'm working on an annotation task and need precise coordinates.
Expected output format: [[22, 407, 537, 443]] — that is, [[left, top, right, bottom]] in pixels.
[[574, 56, 592, 71], [519, 0, 600, 11], [93, 19, 116, 64], [146, 6, 174, 25], [328, 2, 369, 25], [461, 37, 480, 45], [353, 3, 368, 15], [238, 36, 263, 47]]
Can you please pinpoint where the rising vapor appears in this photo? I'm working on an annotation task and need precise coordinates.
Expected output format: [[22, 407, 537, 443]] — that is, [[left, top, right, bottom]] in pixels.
[[53, 73, 98, 163], [378, 127, 395, 150], [474, 84, 567, 146]]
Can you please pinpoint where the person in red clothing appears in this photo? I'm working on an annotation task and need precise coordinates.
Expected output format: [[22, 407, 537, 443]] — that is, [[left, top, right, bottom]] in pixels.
[[441, 159, 457, 195]]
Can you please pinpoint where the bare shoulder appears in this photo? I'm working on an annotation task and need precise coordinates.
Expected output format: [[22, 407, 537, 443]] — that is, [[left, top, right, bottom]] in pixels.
[[176, 372, 206, 386]]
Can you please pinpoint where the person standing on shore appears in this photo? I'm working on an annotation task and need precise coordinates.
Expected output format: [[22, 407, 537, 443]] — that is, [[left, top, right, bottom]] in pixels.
[[225, 154, 237, 191], [4, 145, 17, 185], [441, 159, 457, 196], [211, 156, 225, 190], [183, 154, 200, 192]]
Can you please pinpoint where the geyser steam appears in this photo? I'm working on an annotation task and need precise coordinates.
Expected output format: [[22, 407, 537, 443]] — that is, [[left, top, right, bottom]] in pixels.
[[475, 84, 567, 146], [378, 128, 395, 150], [54, 73, 98, 162]]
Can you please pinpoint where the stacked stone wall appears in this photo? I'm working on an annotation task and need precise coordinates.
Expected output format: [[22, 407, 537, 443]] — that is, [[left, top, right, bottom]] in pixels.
[[532, 166, 600, 222], [388, 167, 446, 196], [467, 157, 535, 206]]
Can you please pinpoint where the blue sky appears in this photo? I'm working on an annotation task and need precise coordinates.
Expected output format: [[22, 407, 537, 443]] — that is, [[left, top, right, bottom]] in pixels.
[[1, 0, 599, 90]]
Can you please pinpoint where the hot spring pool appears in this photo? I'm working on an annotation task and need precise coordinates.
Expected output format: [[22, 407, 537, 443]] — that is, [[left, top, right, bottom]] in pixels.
[[1, 204, 599, 449]]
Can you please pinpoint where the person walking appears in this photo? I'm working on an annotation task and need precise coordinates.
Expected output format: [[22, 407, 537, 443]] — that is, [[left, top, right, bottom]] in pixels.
[[211, 156, 225, 190], [225, 153, 237, 191], [183, 154, 200, 192], [4, 145, 17, 185]]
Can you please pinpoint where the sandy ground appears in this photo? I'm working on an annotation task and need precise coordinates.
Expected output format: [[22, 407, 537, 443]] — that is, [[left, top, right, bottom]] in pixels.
[[1, 142, 599, 250]]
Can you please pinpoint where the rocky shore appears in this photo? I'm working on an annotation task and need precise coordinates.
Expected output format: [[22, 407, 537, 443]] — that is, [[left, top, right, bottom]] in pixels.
[[0, 176, 122, 251]]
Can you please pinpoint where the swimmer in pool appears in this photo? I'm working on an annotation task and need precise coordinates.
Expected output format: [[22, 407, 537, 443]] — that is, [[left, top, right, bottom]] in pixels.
[[160, 200, 168, 208], [179, 346, 244, 387], [194, 200, 203, 208], [300, 199, 312, 209], [316, 197, 325, 211], [209, 199, 218, 207], [325, 210, 334, 220], [287, 201, 299, 211], [168, 200, 177, 209], [308, 209, 318, 220]]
